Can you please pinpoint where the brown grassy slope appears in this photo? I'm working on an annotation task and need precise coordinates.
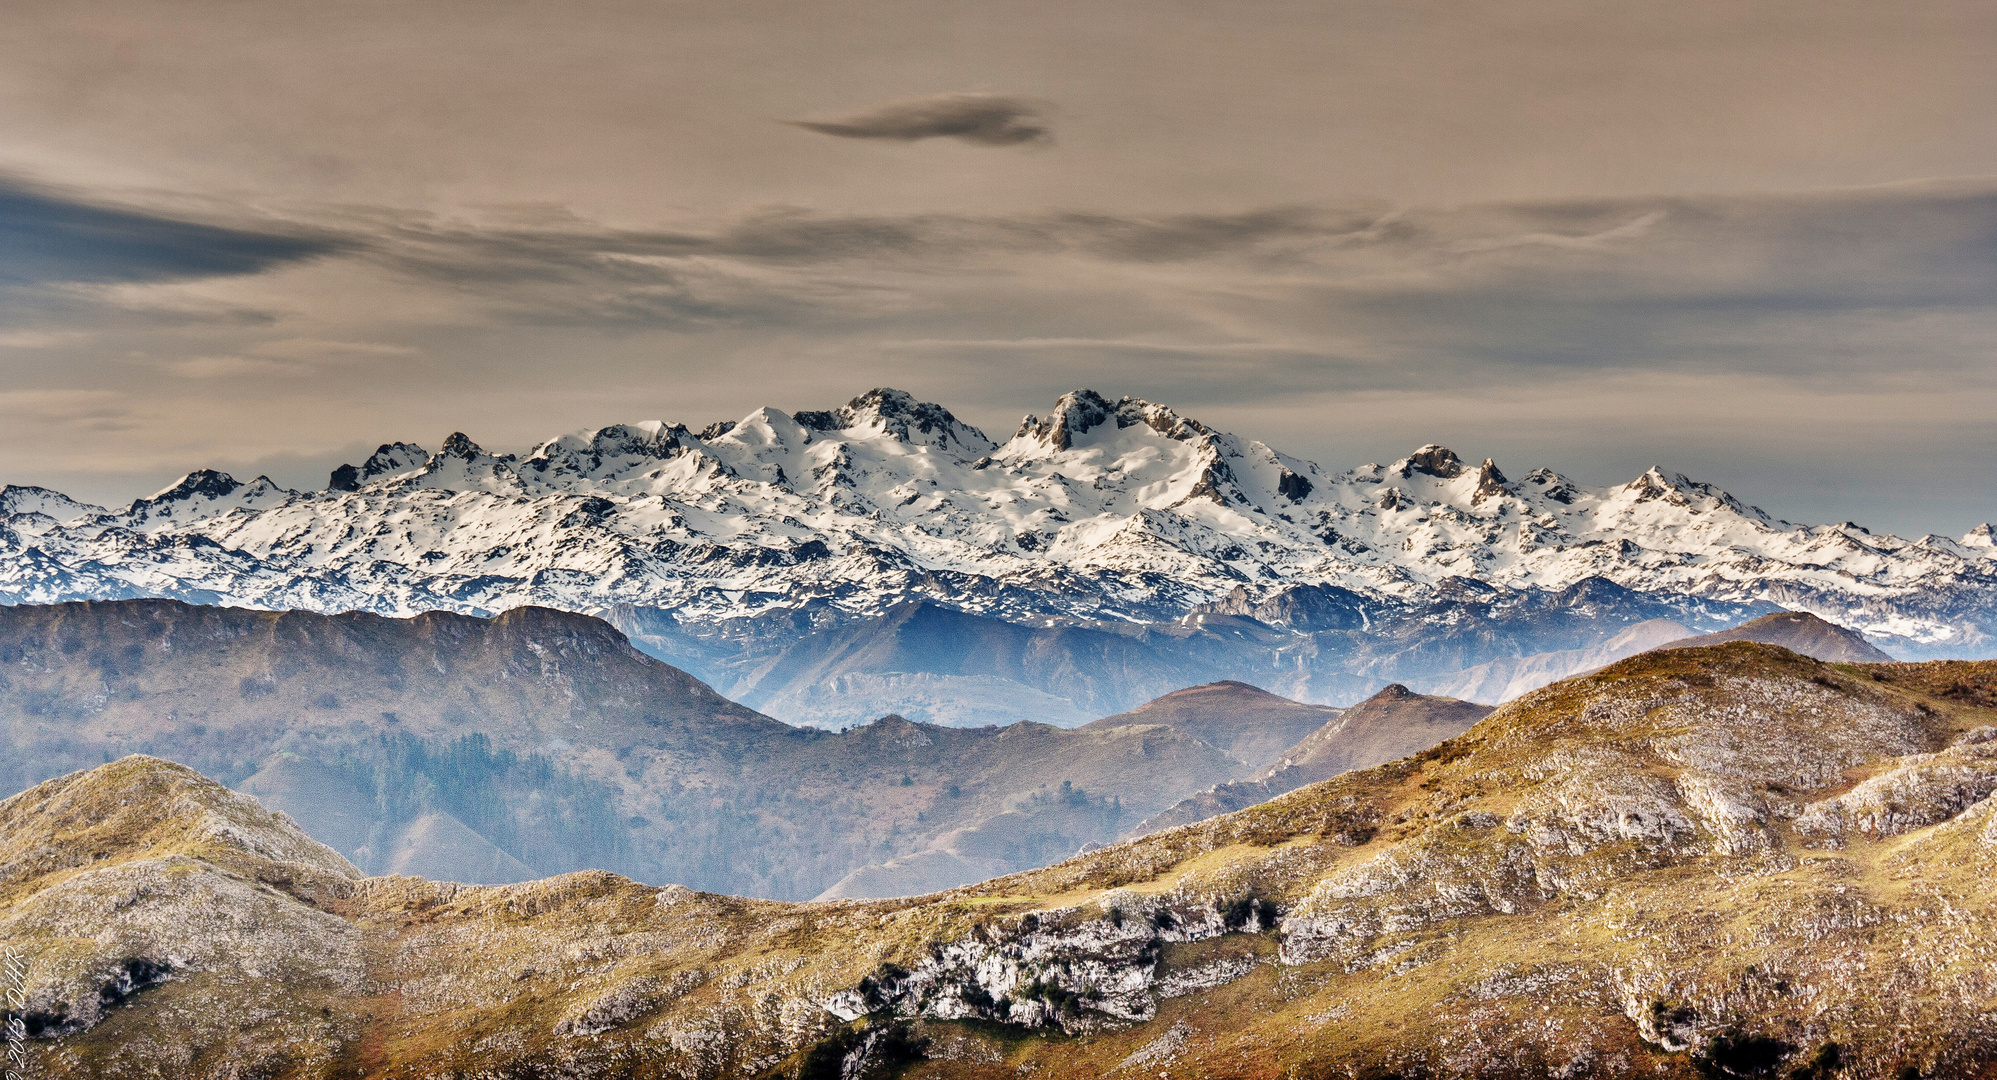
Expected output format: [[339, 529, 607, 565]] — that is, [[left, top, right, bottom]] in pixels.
[[1251, 682, 1492, 780], [1659, 609, 1894, 662], [7, 647, 1997, 1079], [1079, 680, 1342, 769]]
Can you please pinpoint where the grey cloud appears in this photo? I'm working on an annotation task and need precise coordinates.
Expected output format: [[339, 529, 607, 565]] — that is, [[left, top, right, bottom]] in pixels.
[[787, 93, 1049, 146], [0, 176, 340, 286], [328, 182, 1997, 347], [362, 203, 1376, 288]]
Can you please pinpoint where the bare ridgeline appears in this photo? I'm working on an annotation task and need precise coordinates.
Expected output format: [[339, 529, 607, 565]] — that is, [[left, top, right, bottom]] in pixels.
[[0, 391, 1995, 1077]]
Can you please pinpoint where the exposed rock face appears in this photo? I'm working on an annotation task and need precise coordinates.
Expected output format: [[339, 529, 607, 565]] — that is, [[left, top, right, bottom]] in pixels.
[[1403, 444, 1465, 479], [0, 757, 362, 1050], [12, 645, 1992, 1078]]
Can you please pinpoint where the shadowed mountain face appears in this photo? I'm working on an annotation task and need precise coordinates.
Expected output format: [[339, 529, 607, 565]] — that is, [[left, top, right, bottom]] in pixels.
[[0, 600, 1333, 899], [1660, 609, 1897, 663], [1133, 683, 1493, 834], [691, 600, 1206, 725], [1079, 680, 1342, 768], [815, 680, 1342, 901], [1251, 683, 1492, 781], [5, 647, 1996, 1078]]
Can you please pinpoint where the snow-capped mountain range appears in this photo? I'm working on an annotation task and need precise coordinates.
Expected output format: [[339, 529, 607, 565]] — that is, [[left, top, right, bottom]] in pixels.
[[3, 388, 1994, 661]]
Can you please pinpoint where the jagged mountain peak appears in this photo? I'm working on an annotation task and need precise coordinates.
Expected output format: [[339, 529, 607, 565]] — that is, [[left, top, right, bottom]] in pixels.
[[1611, 464, 1781, 526], [0, 485, 101, 523], [795, 387, 993, 453], [1519, 465, 1582, 504], [437, 431, 486, 459], [2, 388, 1991, 653], [1011, 387, 1120, 451], [329, 441, 429, 491], [523, 421, 691, 479], [1400, 444, 1465, 479], [143, 468, 243, 504], [365, 433, 525, 494], [1622, 464, 1696, 501], [1472, 457, 1509, 502], [1005, 391, 1227, 464], [120, 469, 300, 525]]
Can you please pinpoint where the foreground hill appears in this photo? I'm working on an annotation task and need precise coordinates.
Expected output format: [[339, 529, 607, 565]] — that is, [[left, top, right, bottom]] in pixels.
[[5, 645, 1994, 1078], [0, 599, 1323, 899], [8, 386, 1992, 723]]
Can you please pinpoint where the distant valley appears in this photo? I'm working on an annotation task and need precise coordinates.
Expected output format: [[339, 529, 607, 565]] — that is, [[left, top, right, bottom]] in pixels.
[[0, 599, 1480, 900], [0, 598, 1904, 904]]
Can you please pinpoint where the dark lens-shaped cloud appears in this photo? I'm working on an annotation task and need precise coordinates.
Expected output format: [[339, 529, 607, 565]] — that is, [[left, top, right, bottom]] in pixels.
[[0, 177, 339, 285], [787, 93, 1049, 146]]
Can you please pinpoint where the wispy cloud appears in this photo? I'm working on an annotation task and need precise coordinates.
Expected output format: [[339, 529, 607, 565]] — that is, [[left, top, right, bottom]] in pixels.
[[164, 339, 419, 379], [0, 175, 341, 286], [0, 389, 139, 432], [786, 93, 1050, 146]]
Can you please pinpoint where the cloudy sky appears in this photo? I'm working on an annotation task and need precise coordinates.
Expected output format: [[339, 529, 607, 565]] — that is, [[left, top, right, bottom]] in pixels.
[[2, 0, 1994, 534]]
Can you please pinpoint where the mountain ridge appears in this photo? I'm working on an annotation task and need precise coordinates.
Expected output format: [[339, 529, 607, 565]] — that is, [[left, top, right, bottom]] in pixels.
[[3, 387, 1990, 658], [6, 387, 1990, 726], [0, 598, 1322, 899], [1132, 682, 1494, 834]]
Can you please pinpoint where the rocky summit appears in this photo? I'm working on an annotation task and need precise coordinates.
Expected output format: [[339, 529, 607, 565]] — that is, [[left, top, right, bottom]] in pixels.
[[3, 643, 1995, 1078], [2, 389, 1993, 727]]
